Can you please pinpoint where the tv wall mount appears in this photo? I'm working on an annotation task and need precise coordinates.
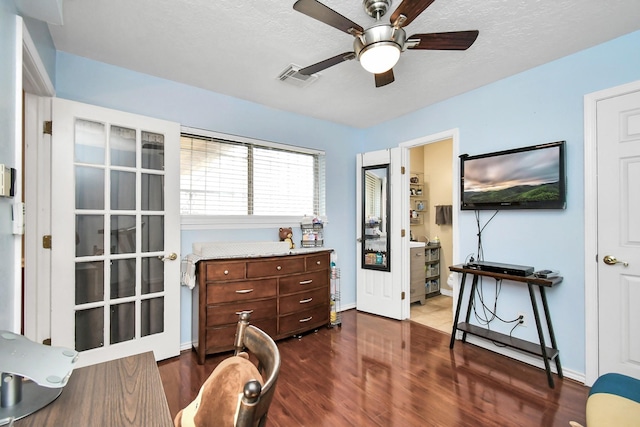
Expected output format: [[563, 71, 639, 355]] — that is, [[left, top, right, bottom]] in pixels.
[[0, 331, 78, 425]]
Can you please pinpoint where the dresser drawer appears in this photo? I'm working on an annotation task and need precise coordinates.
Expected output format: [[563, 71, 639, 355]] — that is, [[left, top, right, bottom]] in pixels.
[[305, 252, 330, 271], [205, 319, 277, 352], [206, 298, 277, 326], [246, 257, 305, 278], [206, 279, 277, 304], [279, 270, 328, 295], [204, 261, 246, 281], [279, 305, 329, 336], [279, 287, 328, 315]]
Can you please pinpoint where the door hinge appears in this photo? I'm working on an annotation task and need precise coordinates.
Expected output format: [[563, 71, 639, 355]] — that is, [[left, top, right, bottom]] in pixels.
[[401, 291, 406, 300], [43, 121, 52, 135], [401, 166, 405, 174], [401, 229, 406, 237], [43, 235, 52, 249]]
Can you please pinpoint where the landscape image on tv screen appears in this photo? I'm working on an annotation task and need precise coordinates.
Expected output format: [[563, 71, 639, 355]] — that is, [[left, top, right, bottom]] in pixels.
[[463, 146, 561, 206]]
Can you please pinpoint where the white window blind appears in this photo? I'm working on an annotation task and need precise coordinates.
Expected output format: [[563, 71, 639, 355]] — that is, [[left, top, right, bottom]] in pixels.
[[180, 131, 325, 217]]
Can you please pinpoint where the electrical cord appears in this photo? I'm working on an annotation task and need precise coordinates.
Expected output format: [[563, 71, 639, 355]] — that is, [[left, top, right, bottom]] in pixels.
[[471, 278, 523, 347], [472, 279, 521, 325], [469, 209, 523, 347], [474, 209, 498, 262]]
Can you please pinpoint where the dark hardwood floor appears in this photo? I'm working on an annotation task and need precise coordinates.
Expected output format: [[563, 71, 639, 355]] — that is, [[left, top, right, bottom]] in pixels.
[[159, 309, 589, 426]]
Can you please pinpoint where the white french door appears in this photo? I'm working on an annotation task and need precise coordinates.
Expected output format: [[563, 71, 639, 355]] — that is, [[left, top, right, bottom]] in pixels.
[[356, 148, 407, 320], [51, 98, 181, 367]]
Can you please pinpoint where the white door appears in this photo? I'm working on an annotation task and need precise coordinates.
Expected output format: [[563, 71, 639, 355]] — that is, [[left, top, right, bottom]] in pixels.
[[356, 148, 407, 320], [51, 98, 181, 367], [597, 88, 640, 378]]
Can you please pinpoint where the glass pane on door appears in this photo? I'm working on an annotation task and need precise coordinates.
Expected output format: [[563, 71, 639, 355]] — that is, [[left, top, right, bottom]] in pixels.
[[142, 256, 164, 294], [110, 302, 135, 344], [142, 215, 164, 252], [75, 119, 105, 164], [142, 173, 164, 211], [111, 215, 136, 254], [75, 307, 104, 352], [76, 166, 104, 209], [111, 170, 136, 210], [141, 297, 164, 337], [76, 215, 104, 257], [142, 131, 164, 170], [75, 261, 104, 304], [110, 125, 136, 167], [110, 259, 136, 299]]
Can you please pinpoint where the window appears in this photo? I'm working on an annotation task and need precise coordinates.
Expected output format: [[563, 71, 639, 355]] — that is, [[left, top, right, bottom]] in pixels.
[[180, 128, 325, 222]]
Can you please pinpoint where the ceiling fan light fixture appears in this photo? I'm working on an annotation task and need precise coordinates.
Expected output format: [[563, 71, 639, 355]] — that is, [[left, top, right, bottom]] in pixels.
[[359, 42, 401, 74], [354, 24, 406, 74]]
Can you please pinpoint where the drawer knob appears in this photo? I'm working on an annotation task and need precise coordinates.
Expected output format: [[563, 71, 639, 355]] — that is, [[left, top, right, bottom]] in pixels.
[[299, 279, 313, 285], [235, 289, 254, 294], [299, 298, 313, 304], [316, 261, 321, 265], [235, 309, 254, 315], [299, 316, 313, 323], [276, 265, 282, 271], [224, 270, 229, 275]]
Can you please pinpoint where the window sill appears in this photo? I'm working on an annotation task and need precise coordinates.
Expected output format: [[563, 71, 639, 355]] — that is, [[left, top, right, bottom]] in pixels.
[[180, 215, 321, 230]]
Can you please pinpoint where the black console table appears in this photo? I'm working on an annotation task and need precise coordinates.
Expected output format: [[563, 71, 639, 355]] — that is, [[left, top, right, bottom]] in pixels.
[[448, 264, 563, 388]]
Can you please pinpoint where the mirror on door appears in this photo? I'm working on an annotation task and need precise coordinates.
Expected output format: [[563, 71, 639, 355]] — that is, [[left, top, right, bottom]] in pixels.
[[361, 165, 390, 271]]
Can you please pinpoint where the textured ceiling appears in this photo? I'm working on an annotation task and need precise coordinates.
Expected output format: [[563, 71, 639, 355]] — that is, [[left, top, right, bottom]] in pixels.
[[46, 0, 640, 128]]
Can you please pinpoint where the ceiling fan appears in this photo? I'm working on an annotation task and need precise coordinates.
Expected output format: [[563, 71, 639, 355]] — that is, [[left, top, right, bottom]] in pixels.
[[293, 0, 479, 87]]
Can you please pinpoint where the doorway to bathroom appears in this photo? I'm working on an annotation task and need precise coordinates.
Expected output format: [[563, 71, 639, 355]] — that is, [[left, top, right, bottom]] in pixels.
[[402, 132, 457, 334]]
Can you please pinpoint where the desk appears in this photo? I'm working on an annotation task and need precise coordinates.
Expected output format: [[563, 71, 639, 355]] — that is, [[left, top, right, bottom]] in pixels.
[[449, 265, 563, 388], [14, 351, 173, 426]]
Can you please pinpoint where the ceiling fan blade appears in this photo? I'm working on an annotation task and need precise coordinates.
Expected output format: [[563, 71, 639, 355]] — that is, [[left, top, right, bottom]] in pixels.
[[390, 0, 436, 28], [375, 69, 395, 88], [293, 0, 363, 35], [298, 52, 356, 76], [407, 30, 479, 50]]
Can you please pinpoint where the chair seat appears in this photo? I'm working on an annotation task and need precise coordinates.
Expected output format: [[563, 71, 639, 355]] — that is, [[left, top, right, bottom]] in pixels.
[[586, 373, 640, 427]]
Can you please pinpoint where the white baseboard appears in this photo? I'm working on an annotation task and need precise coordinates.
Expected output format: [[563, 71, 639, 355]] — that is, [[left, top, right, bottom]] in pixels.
[[338, 302, 356, 312], [440, 289, 453, 297]]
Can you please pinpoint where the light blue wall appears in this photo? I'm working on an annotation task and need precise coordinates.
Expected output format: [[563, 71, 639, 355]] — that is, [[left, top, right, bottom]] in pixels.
[[361, 30, 640, 375], [0, 1, 18, 332], [55, 52, 362, 348]]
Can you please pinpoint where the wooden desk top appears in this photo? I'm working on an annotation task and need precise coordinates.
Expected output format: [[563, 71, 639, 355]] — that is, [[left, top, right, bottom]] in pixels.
[[449, 264, 563, 287], [15, 351, 173, 427]]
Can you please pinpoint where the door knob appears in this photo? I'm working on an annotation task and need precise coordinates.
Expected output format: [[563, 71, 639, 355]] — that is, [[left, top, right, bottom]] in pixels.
[[603, 255, 628, 267], [158, 252, 178, 261]]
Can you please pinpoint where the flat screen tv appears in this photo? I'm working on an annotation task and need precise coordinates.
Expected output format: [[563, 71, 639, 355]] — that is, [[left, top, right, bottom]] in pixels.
[[460, 140, 566, 210]]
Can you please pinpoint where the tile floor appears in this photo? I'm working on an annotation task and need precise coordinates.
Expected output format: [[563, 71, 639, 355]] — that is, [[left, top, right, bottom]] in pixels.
[[410, 294, 453, 334]]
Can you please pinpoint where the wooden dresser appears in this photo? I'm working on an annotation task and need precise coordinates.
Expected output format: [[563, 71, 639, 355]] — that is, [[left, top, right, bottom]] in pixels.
[[192, 250, 331, 364]]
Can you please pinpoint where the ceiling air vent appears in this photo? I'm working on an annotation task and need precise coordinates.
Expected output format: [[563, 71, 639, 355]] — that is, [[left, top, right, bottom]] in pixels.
[[277, 64, 318, 88]]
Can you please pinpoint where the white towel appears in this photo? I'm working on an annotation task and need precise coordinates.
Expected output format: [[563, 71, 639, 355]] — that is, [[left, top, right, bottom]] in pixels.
[[180, 254, 202, 290]]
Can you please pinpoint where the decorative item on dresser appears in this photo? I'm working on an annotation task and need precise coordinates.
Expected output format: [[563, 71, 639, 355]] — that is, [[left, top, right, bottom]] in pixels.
[[192, 250, 332, 364]]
